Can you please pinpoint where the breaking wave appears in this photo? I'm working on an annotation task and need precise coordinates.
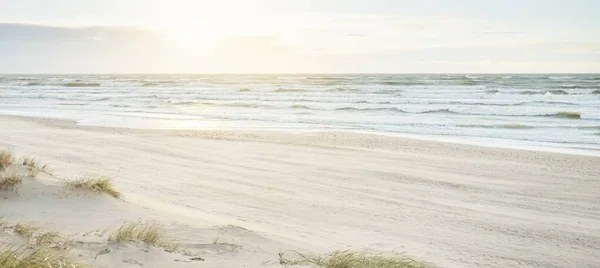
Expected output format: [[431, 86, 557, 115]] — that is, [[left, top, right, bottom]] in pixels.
[[518, 90, 569, 95], [64, 82, 101, 87], [274, 88, 310, 93]]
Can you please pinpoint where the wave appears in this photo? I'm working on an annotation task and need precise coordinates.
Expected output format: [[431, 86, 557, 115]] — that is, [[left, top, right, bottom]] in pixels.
[[485, 89, 499, 94], [394, 100, 574, 107], [519, 90, 544, 95], [559, 85, 599, 89], [500, 124, 535, 129], [58, 102, 87, 106], [330, 107, 588, 120], [418, 108, 454, 114], [518, 90, 568, 95], [328, 87, 361, 92], [526, 100, 575, 105], [335, 107, 405, 113], [591, 90, 600, 94], [553, 112, 581, 119], [170, 101, 198, 106], [378, 81, 426, 86], [274, 88, 310, 93], [457, 80, 480, 86], [548, 76, 574, 80], [192, 102, 275, 109], [372, 90, 402, 94], [578, 126, 600, 130], [306, 76, 353, 81], [239, 88, 252, 92], [289, 105, 311, 109], [548, 89, 569, 95], [142, 82, 158, 87], [23, 82, 42, 86], [109, 104, 131, 108], [457, 124, 535, 129], [64, 82, 101, 87], [420, 109, 586, 120], [336, 107, 360, 111]]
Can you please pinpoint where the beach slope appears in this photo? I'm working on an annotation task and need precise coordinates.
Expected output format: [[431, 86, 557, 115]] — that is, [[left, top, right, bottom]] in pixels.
[[1, 116, 599, 267]]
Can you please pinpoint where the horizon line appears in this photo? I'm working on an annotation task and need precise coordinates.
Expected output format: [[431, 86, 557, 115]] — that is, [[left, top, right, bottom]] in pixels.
[[2, 72, 599, 75]]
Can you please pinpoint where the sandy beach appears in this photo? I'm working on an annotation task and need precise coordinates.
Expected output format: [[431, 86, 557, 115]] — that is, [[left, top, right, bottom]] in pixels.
[[1, 115, 599, 267]]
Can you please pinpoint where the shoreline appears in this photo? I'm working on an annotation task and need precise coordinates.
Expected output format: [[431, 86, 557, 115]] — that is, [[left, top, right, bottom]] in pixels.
[[2, 114, 599, 158]]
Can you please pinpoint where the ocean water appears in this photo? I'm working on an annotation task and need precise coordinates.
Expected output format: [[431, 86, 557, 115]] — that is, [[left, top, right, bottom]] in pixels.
[[1, 74, 599, 154]]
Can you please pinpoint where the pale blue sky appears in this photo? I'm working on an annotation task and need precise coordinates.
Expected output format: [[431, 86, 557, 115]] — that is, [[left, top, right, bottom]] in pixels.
[[0, 0, 598, 73]]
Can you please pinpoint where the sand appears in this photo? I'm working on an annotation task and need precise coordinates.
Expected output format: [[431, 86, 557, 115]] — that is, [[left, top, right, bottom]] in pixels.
[[1, 115, 599, 268]]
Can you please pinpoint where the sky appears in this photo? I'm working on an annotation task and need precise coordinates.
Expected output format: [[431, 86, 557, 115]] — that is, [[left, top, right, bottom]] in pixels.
[[0, 0, 599, 73]]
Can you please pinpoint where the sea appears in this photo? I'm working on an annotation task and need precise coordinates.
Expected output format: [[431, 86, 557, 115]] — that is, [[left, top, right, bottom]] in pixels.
[[1, 74, 599, 155]]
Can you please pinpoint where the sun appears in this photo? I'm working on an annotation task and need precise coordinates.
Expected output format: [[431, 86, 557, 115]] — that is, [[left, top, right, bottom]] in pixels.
[[149, 0, 275, 47]]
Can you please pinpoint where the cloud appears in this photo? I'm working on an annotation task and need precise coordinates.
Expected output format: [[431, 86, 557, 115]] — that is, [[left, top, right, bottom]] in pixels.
[[0, 23, 156, 41], [0, 23, 177, 73], [0, 22, 598, 73]]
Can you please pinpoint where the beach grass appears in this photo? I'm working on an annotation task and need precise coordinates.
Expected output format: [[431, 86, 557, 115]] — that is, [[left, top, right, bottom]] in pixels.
[[0, 149, 15, 171], [14, 223, 39, 242], [0, 245, 81, 268], [0, 172, 23, 191], [35, 232, 64, 248], [109, 222, 179, 251], [68, 176, 122, 199], [279, 250, 432, 268], [19, 156, 49, 178], [27, 168, 40, 178]]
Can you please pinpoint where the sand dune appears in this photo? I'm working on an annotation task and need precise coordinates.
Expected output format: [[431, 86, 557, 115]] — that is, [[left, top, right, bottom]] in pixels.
[[1, 115, 599, 267]]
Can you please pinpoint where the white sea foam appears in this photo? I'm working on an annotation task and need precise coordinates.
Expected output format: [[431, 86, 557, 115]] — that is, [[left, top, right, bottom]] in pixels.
[[1, 74, 599, 153]]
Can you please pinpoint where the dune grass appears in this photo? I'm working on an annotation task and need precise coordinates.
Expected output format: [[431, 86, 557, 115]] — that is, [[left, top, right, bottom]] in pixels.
[[0, 149, 15, 171], [0, 172, 23, 191], [68, 176, 121, 199], [19, 156, 49, 178], [20, 157, 48, 171], [0, 245, 82, 268], [109, 223, 179, 252], [27, 168, 40, 178], [14, 223, 39, 242], [279, 250, 432, 268], [35, 232, 65, 248]]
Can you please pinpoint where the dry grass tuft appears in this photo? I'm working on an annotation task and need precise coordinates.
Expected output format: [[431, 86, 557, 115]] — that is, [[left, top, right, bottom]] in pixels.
[[14, 223, 39, 241], [68, 176, 122, 199], [19, 156, 49, 177], [279, 250, 432, 268], [0, 172, 23, 191], [0, 244, 82, 268], [109, 223, 179, 252], [27, 168, 40, 178], [0, 149, 15, 171], [35, 232, 66, 248]]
